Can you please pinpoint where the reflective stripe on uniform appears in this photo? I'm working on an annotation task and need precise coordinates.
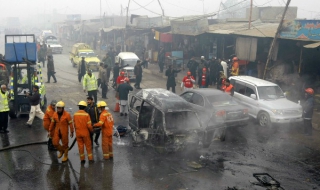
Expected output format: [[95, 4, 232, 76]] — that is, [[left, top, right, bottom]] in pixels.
[[74, 113, 89, 116], [80, 154, 85, 157], [68, 120, 73, 123], [87, 121, 91, 124], [88, 154, 92, 157], [103, 154, 109, 156], [99, 121, 104, 124]]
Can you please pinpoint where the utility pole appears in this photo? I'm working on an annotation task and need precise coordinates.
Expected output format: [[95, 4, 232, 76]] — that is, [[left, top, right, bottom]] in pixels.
[[124, 0, 131, 52], [157, 0, 165, 16], [248, 0, 253, 29], [263, 0, 291, 79]]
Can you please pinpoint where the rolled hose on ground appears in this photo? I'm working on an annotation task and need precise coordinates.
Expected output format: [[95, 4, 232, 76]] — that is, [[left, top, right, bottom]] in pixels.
[[0, 138, 78, 152]]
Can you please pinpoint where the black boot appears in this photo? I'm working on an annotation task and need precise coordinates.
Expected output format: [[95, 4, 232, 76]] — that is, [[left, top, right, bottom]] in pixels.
[[48, 138, 57, 151]]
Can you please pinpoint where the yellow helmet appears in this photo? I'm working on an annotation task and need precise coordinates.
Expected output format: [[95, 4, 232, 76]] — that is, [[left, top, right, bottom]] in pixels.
[[97, 101, 107, 108], [78, 101, 87, 107], [56, 101, 65, 108]]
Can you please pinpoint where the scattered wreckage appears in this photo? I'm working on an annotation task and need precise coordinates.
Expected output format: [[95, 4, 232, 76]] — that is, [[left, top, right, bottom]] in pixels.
[[129, 88, 225, 152]]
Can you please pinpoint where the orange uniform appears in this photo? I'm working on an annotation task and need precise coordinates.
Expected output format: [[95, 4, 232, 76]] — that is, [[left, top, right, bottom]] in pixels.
[[43, 105, 55, 136], [73, 110, 93, 161], [94, 110, 114, 159], [50, 111, 74, 153]]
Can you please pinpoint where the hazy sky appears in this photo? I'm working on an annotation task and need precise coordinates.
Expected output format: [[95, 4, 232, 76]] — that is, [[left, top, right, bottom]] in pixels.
[[0, 0, 319, 19]]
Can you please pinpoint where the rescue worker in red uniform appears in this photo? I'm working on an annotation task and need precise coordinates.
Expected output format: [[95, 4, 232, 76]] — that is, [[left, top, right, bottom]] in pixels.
[[93, 101, 114, 160], [50, 101, 74, 162], [73, 101, 94, 163], [181, 71, 195, 91], [198, 68, 209, 88], [43, 100, 57, 150], [116, 71, 126, 87], [222, 79, 234, 96]]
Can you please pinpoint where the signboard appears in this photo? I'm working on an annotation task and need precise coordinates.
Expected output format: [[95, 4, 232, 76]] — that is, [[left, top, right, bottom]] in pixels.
[[135, 16, 169, 28], [67, 14, 81, 21], [280, 20, 320, 41], [171, 18, 209, 36]]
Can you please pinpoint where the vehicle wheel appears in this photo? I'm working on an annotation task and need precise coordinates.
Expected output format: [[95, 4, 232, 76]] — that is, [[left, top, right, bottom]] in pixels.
[[258, 112, 271, 127], [9, 101, 17, 118]]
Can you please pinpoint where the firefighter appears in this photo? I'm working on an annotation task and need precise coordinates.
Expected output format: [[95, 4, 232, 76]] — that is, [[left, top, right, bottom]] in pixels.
[[50, 101, 74, 162], [230, 57, 239, 76], [222, 79, 234, 96], [198, 68, 209, 88], [43, 100, 57, 150], [74, 101, 94, 163], [116, 71, 126, 87], [93, 101, 114, 160], [83, 69, 98, 103], [181, 71, 195, 91], [303, 88, 314, 136], [217, 71, 227, 90]]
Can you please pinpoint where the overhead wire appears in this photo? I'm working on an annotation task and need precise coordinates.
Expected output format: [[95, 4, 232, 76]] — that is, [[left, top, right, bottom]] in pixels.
[[130, 0, 156, 11], [160, 0, 204, 14], [131, 0, 163, 16]]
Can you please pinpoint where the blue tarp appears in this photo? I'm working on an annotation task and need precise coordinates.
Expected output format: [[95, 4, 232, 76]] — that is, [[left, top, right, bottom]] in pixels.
[[5, 43, 37, 63]]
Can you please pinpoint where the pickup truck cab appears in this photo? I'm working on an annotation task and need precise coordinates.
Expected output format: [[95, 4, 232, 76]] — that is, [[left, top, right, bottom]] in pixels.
[[69, 43, 100, 71]]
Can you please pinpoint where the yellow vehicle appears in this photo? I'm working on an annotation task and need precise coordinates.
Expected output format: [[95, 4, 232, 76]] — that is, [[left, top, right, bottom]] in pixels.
[[69, 43, 100, 71]]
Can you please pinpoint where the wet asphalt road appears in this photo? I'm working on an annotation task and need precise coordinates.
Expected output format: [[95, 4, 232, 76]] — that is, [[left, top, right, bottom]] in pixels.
[[0, 50, 320, 190]]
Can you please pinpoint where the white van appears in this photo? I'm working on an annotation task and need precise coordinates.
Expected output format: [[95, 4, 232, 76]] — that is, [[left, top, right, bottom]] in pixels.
[[229, 76, 303, 127], [115, 52, 140, 81]]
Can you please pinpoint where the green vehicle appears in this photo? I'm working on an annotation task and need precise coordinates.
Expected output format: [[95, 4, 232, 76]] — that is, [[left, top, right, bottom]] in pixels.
[[5, 34, 47, 118]]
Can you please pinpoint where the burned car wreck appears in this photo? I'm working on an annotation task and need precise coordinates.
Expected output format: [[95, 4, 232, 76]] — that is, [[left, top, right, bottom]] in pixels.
[[128, 88, 223, 152]]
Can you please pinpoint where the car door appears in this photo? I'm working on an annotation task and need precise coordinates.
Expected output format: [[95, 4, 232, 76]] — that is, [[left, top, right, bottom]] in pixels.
[[129, 96, 142, 130], [242, 84, 258, 117], [189, 92, 210, 125], [233, 80, 247, 103]]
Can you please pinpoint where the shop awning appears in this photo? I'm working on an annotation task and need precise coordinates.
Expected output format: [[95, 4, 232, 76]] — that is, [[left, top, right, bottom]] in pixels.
[[101, 26, 125, 33], [304, 42, 320, 48]]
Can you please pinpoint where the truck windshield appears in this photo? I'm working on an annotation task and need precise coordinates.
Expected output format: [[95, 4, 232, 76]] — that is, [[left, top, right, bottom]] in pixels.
[[257, 86, 285, 100], [47, 40, 59, 45], [165, 111, 201, 130]]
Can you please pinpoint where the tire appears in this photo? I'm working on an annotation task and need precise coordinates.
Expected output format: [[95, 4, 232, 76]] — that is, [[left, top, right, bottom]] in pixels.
[[258, 112, 271, 127], [9, 101, 17, 118]]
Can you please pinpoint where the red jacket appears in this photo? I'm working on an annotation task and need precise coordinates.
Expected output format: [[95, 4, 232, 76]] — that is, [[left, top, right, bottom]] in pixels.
[[116, 76, 125, 84], [182, 76, 195, 88]]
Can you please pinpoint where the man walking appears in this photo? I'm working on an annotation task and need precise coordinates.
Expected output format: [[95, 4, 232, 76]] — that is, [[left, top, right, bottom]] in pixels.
[[303, 88, 314, 136], [86, 97, 100, 146], [43, 100, 57, 150], [0, 85, 10, 133], [83, 70, 98, 103], [46, 55, 57, 83], [25, 85, 44, 127], [93, 101, 114, 160], [102, 53, 112, 81], [158, 47, 165, 73], [134, 60, 142, 89], [78, 57, 87, 83], [112, 62, 128, 89], [165, 65, 181, 93], [117, 78, 133, 116], [101, 64, 109, 99], [180, 72, 195, 92], [187, 56, 198, 80], [198, 68, 209, 88], [50, 101, 74, 162], [74, 101, 94, 163]]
